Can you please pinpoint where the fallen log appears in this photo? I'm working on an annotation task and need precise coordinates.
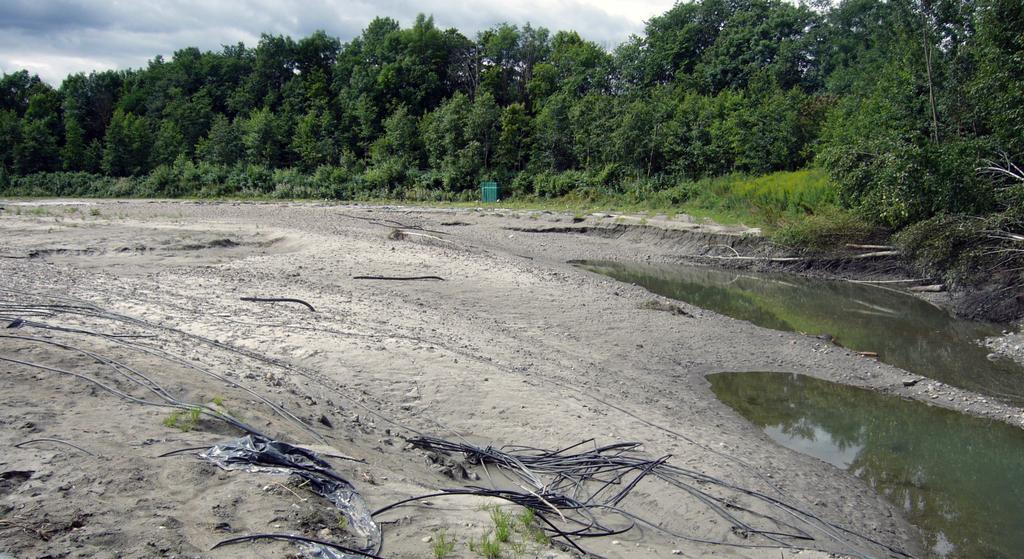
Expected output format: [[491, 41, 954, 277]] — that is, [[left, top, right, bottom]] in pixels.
[[239, 297, 316, 312]]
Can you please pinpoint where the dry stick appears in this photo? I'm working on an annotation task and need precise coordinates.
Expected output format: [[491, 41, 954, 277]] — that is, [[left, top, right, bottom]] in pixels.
[[713, 244, 741, 257], [697, 255, 806, 262], [844, 244, 895, 250], [846, 278, 933, 284], [697, 250, 899, 263], [352, 275, 445, 281], [848, 250, 899, 258], [239, 297, 316, 312]]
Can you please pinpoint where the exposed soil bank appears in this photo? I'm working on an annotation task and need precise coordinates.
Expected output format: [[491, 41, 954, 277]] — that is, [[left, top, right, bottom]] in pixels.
[[1, 199, 1020, 559]]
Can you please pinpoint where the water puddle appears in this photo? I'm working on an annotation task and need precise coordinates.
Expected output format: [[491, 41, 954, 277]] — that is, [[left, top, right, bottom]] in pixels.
[[573, 261, 1024, 404], [707, 371, 1024, 559]]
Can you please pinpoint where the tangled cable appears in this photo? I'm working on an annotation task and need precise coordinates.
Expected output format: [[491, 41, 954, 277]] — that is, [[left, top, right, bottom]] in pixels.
[[375, 436, 913, 559]]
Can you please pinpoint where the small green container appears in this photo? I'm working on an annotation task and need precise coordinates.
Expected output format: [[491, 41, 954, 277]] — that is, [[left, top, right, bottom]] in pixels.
[[480, 181, 499, 203]]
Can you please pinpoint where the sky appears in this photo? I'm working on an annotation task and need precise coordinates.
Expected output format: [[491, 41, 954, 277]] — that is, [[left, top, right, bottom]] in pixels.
[[0, 0, 677, 85]]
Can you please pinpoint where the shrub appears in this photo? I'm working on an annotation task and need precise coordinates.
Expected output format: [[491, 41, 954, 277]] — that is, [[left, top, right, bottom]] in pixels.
[[772, 207, 881, 252]]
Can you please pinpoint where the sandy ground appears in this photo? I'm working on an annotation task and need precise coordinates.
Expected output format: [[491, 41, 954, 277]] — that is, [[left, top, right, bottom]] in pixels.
[[1, 199, 1021, 559]]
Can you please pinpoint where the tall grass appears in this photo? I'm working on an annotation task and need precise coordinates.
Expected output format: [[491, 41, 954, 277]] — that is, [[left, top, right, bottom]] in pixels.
[[680, 168, 834, 226]]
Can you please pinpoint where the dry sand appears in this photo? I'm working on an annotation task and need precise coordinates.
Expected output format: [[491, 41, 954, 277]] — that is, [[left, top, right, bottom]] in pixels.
[[1, 199, 1020, 559]]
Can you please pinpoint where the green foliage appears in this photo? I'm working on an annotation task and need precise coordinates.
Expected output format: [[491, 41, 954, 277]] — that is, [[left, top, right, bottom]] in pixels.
[[896, 207, 1023, 283], [151, 121, 188, 167], [163, 407, 202, 432], [679, 169, 834, 225], [102, 109, 152, 176], [240, 107, 284, 167], [772, 207, 882, 252], [60, 117, 90, 172], [14, 117, 59, 174], [488, 507, 513, 543], [198, 115, 244, 166], [432, 530, 456, 559], [468, 534, 501, 559]]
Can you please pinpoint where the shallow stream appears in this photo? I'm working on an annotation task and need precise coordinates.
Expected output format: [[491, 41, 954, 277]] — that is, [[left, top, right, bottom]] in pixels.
[[574, 261, 1024, 404]]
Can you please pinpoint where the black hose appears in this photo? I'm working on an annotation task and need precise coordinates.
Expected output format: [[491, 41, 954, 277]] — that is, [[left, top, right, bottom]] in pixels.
[[240, 296, 316, 312]]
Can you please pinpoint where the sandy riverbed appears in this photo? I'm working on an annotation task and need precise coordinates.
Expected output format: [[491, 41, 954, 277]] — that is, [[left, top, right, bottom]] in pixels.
[[1, 200, 1021, 559]]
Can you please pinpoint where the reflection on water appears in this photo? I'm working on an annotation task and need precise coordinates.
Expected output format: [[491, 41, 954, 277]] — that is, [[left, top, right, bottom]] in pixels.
[[708, 372, 1024, 559], [574, 261, 1024, 404]]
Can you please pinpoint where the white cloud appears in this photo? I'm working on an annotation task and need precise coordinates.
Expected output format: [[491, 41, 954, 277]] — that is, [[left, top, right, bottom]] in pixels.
[[0, 0, 676, 84]]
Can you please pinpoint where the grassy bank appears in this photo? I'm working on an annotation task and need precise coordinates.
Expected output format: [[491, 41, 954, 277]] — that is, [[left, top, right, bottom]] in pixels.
[[0, 166, 872, 249], [0, 165, 834, 217]]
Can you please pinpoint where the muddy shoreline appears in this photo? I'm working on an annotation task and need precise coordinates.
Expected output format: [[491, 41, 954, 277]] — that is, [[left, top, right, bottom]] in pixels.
[[1, 199, 1021, 559]]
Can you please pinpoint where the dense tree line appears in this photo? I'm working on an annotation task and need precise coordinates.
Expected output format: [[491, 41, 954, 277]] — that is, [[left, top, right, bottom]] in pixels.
[[1, 0, 1022, 230]]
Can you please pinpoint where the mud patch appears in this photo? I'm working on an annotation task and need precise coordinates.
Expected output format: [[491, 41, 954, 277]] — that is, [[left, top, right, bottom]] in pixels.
[[0, 470, 33, 496]]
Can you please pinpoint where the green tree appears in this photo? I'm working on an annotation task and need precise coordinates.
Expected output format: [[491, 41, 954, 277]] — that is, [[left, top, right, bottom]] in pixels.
[[151, 120, 188, 167], [102, 109, 153, 176], [61, 116, 89, 171], [0, 110, 21, 172], [496, 103, 532, 173], [291, 106, 337, 170], [14, 118, 59, 174], [197, 114, 244, 166], [240, 107, 283, 167]]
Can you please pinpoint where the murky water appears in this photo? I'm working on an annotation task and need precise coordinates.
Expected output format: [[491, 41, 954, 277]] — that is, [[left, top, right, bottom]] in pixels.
[[574, 261, 1024, 404], [707, 372, 1024, 559]]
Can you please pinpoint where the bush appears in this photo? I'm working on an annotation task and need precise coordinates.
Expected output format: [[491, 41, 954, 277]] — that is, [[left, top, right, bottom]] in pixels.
[[772, 207, 882, 252], [225, 164, 273, 196], [2, 172, 130, 197], [532, 170, 590, 198]]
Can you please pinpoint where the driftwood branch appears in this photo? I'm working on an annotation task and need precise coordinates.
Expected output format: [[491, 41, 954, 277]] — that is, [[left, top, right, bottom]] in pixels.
[[240, 297, 316, 312], [695, 249, 899, 263], [848, 250, 899, 259], [845, 244, 895, 250], [698, 255, 806, 262], [847, 278, 933, 284], [977, 154, 1024, 186]]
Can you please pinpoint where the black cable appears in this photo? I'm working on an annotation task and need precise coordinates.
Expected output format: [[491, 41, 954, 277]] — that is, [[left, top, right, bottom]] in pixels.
[[240, 296, 316, 312], [211, 533, 385, 558]]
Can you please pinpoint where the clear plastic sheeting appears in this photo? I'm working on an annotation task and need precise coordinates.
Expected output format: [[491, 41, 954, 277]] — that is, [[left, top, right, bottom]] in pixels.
[[201, 435, 381, 559]]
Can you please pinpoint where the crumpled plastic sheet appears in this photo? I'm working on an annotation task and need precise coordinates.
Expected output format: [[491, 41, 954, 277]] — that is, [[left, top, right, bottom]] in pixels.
[[201, 434, 381, 559]]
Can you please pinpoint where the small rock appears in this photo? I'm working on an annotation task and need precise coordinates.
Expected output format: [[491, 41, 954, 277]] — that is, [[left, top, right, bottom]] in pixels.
[[672, 551, 683, 556], [422, 536, 432, 543], [902, 378, 921, 387], [611, 540, 621, 545]]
